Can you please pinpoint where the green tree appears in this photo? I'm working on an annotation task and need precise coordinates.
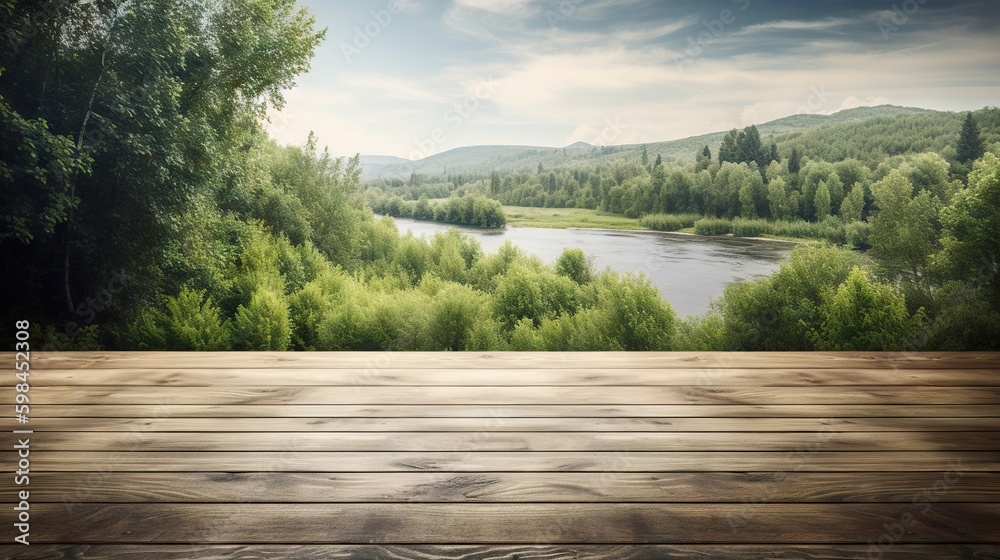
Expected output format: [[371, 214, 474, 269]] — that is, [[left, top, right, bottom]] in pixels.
[[788, 147, 802, 174], [936, 153, 1000, 306], [957, 112, 985, 164], [719, 129, 740, 163], [555, 248, 593, 284], [869, 170, 939, 283], [839, 182, 866, 223], [814, 180, 832, 221]]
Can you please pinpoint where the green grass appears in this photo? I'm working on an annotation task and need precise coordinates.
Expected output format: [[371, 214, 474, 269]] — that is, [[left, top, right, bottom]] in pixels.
[[503, 206, 644, 230]]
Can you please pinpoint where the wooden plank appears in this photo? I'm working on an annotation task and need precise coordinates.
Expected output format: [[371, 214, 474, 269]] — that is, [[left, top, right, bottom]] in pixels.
[[26, 351, 1000, 369], [21, 503, 1000, 543], [4, 544, 999, 560], [28, 403, 1000, 418], [29, 431, 1000, 452], [5, 451, 991, 472], [29, 367, 1000, 386], [16, 472, 999, 503], [10, 385, 1000, 405], [23, 416, 1000, 432]]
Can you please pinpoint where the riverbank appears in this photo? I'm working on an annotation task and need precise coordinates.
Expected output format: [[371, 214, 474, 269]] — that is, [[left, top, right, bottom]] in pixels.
[[503, 206, 646, 230], [503, 207, 811, 244]]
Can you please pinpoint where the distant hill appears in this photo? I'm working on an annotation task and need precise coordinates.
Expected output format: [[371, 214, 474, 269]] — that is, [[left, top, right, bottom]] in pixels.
[[359, 105, 936, 179]]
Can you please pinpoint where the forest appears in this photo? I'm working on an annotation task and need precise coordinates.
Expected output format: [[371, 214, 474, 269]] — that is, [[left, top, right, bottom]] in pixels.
[[2, 1, 998, 351]]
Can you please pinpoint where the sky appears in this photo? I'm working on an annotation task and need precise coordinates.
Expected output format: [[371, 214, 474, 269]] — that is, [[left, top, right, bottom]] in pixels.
[[265, 0, 1000, 159]]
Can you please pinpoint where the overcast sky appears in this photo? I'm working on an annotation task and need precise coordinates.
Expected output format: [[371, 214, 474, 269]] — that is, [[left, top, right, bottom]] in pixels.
[[265, 0, 1000, 159]]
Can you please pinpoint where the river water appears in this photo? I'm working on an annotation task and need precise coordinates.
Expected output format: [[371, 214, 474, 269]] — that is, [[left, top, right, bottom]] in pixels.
[[387, 217, 795, 317]]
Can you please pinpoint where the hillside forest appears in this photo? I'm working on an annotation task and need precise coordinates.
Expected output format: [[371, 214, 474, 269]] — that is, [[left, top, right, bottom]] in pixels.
[[2, 1, 998, 351]]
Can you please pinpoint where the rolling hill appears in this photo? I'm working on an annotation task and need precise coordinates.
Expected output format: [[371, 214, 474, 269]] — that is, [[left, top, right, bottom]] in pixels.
[[359, 105, 936, 179]]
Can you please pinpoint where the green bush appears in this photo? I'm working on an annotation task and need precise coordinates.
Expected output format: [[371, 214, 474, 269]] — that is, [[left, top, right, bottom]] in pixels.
[[555, 248, 593, 284], [731, 218, 771, 238], [592, 272, 676, 350], [812, 267, 925, 350], [640, 213, 700, 232], [131, 289, 230, 350], [694, 217, 733, 235], [233, 288, 291, 350]]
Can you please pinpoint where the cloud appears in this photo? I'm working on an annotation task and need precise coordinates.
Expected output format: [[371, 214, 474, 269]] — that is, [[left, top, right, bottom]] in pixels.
[[839, 95, 892, 111], [451, 0, 537, 16], [613, 17, 700, 42], [734, 17, 862, 35]]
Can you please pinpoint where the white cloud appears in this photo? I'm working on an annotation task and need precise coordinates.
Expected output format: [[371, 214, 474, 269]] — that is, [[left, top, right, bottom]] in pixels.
[[452, 0, 537, 16], [734, 17, 861, 35], [839, 95, 892, 110]]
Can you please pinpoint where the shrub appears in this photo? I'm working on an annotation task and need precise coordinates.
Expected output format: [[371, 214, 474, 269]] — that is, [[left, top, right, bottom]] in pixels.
[[555, 248, 593, 284], [640, 213, 700, 232], [592, 272, 676, 350], [812, 267, 925, 350], [131, 289, 230, 350], [694, 217, 733, 235], [233, 288, 291, 350], [731, 218, 770, 238]]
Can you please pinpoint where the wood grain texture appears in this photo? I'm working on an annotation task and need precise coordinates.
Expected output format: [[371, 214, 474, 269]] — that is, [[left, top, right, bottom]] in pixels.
[[29, 367, 1000, 386], [5, 450, 994, 472], [11, 472, 999, 503], [23, 416, 1000, 431], [28, 403, 1000, 417], [9, 385, 1000, 405], [27, 431, 1000, 451], [4, 544, 999, 560], [25, 350, 1000, 369], [7, 351, 998, 555], [21, 503, 1000, 543]]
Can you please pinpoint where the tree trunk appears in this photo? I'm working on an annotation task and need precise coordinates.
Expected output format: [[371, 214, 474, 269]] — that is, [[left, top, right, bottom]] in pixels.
[[64, 45, 108, 314]]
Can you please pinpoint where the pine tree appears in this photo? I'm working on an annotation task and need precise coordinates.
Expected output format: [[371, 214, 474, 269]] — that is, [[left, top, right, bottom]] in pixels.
[[654, 153, 663, 168], [537, 161, 544, 174], [957, 112, 985, 163], [702, 145, 712, 161], [788, 147, 802, 174], [738, 125, 764, 168], [641, 144, 649, 166], [769, 143, 780, 164]]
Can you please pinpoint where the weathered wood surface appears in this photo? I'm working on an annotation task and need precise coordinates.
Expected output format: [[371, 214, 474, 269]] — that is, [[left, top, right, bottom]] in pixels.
[[2, 351, 997, 560]]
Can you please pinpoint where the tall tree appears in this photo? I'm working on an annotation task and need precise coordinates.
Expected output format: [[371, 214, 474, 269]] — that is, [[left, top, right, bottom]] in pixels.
[[737, 125, 764, 169], [718, 129, 740, 163], [788, 147, 802, 174], [641, 144, 648, 166], [957, 112, 985, 164], [868, 170, 939, 283], [0, 0, 325, 320]]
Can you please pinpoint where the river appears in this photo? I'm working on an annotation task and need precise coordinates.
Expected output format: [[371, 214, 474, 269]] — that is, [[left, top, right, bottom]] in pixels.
[[387, 217, 796, 317]]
